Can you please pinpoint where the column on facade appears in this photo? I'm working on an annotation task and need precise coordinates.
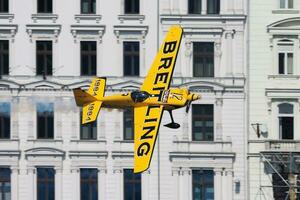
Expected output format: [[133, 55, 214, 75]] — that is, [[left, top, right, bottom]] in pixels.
[[172, 168, 180, 200], [223, 169, 233, 199], [180, 168, 190, 200], [294, 37, 300, 74], [184, 38, 192, 78], [27, 167, 35, 200], [113, 167, 123, 200], [225, 31, 234, 76], [55, 167, 63, 200], [11, 97, 19, 139], [201, 0, 207, 14], [98, 168, 106, 200], [11, 166, 19, 200], [215, 98, 223, 141], [214, 168, 223, 200], [114, 110, 121, 140], [71, 168, 80, 200], [214, 39, 222, 77], [220, 0, 228, 14], [142, 170, 151, 200]]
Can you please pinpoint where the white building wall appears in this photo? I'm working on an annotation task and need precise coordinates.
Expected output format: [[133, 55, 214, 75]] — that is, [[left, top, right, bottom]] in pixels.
[[248, 0, 300, 199], [0, 0, 247, 199]]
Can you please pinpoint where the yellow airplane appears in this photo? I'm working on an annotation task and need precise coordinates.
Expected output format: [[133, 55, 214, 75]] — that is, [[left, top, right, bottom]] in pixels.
[[73, 25, 200, 173]]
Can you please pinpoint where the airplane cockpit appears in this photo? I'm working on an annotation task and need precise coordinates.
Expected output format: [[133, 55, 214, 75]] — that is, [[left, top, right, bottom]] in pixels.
[[131, 91, 150, 103]]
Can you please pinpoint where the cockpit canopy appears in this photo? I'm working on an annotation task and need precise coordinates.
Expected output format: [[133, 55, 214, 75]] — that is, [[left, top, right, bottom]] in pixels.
[[131, 91, 150, 103]]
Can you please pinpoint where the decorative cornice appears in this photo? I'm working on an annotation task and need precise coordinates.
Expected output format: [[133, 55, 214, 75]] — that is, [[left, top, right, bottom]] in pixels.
[[25, 147, 65, 157], [70, 24, 105, 43]]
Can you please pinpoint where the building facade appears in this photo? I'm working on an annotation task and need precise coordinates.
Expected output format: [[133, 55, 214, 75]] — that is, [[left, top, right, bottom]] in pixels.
[[248, 0, 300, 199], [0, 0, 247, 199]]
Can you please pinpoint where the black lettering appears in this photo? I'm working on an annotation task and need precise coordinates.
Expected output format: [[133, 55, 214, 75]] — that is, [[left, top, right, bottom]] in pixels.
[[137, 142, 150, 156], [163, 41, 177, 53], [158, 57, 173, 70], [141, 126, 155, 140], [145, 118, 157, 123], [146, 105, 161, 116], [154, 72, 169, 84]]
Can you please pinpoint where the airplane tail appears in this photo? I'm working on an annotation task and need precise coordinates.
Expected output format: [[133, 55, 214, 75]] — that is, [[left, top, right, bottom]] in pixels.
[[73, 77, 106, 124]]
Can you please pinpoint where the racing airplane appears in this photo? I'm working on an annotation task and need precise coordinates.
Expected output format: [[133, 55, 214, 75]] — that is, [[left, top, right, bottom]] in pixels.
[[73, 25, 200, 173]]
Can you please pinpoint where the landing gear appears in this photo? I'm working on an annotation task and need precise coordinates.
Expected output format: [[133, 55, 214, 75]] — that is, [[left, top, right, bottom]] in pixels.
[[164, 110, 180, 129]]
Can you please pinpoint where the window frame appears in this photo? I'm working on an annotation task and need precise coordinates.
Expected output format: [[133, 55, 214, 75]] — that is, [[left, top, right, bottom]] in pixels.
[[37, 0, 53, 13], [123, 169, 141, 200], [124, 0, 140, 14], [123, 41, 140, 76], [80, 41, 97, 76], [279, 0, 293, 9], [188, 0, 202, 14], [207, 0, 220, 14], [36, 40, 53, 76], [36, 103, 54, 140], [0, 167, 11, 200], [192, 104, 214, 141], [277, 40, 294, 75], [192, 169, 214, 200], [278, 103, 294, 140], [36, 167, 55, 200], [81, 0, 96, 14], [0, 102, 10, 139], [123, 108, 134, 141], [193, 42, 215, 78], [80, 168, 98, 200], [79, 112, 97, 140], [0, 40, 9, 76]]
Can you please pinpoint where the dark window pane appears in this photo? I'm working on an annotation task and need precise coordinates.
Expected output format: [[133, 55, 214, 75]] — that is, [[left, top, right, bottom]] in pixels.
[[123, 109, 134, 140], [37, 103, 54, 139], [279, 117, 294, 140], [81, 0, 96, 14], [188, 0, 201, 14], [278, 53, 285, 74], [0, 102, 10, 139], [192, 105, 214, 141], [288, 0, 293, 8], [0, 0, 9, 12], [0, 168, 11, 200], [125, 0, 139, 14], [81, 41, 97, 76], [193, 42, 214, 77], [272, 173, 289, 200], [0, 40, 9, 76], [123, 42, 139, 76], [207, 0, 220, 14], [80, 112, 97, 140], [124, 169, 141, 200], [37, 168, 55, 200], [36, 41, 52, 76], [80, 169, 98, 200], [37, 0, 53, 13], [192, 170, 214, 200]]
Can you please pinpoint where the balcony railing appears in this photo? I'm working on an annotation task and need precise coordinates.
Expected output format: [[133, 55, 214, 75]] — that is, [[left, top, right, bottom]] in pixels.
[[265, 140, 300, 151]]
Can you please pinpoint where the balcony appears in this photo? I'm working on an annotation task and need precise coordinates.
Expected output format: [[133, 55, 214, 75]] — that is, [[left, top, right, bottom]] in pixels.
[[265, 140, 300, 151]]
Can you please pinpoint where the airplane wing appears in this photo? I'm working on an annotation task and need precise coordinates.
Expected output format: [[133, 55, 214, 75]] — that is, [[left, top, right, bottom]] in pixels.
[[140, 25, 183, 98], [134, 105, 164, 173], [82, 101, 102, 124]]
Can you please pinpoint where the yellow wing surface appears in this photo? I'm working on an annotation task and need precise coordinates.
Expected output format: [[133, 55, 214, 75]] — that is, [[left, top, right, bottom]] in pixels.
[[134, 105, 164, 173], [134, 26, 183, 173]]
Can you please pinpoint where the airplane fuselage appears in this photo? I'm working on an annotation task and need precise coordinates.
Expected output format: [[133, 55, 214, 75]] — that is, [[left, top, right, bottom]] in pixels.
[[100, 88, 200, 110]]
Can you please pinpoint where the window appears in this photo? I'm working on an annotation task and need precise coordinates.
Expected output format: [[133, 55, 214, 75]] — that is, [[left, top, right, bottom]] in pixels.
[[81, 0, 96, 14], [124, 0, 139, 14], [80, 112, 97, 140], [36, 41, 53, 76], [0, 0, 8, 13], [37, 168, 55, 200], [192, 170, 214, 200], [80, 169, 98, 200], [280, 0, 293, 9], [188, 0, 201, 14], [0, 40, 9, 76], [124, 169, 141, 200], [81, 41, 97, 76], [192, 105, 214, 141], [0, 168, 10, 200], [37, 0, 53, 13], [272, 172, 289, 200], [37, 103, 54, 139], [278, 103, 294, 140], [123, 42, 139, 76], [193, 42, 214, 77], [123, 109, 134, 140], [0, 102, 10, 139], [278, 41, 294, 75], [207, 0, 220, 14]]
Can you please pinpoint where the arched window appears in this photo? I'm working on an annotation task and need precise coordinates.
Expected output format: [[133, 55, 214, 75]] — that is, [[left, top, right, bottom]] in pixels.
[[278, 103, 294, 139]]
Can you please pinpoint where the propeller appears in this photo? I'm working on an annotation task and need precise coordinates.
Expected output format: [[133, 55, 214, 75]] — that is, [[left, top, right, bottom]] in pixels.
[[186, 100, 192, 113]]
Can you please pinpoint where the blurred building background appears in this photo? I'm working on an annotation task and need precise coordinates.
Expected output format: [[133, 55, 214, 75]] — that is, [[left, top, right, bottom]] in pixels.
[[248, 0, 300, 199], [0, 0, 247, 199]]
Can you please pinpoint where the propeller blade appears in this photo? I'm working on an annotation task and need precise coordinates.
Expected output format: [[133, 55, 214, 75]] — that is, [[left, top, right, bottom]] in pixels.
[[186, 100, 192, 113]]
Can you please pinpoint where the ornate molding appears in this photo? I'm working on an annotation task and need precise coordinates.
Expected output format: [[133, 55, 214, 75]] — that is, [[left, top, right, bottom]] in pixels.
[[70, 25, 105, 43], [0, 24, 18, 42], [113, 25, 148, 43], [26, 24, 61, 42]]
